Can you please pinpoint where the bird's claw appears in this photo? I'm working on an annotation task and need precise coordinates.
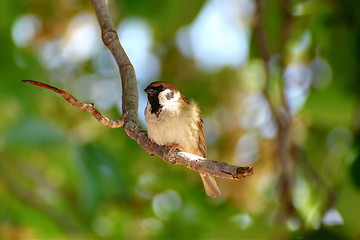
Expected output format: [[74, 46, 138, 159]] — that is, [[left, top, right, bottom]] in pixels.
[[165, 143, 181, 154]]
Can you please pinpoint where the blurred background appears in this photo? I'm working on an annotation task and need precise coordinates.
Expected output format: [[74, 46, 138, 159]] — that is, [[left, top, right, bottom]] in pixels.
[[1, 0, 360, 239]]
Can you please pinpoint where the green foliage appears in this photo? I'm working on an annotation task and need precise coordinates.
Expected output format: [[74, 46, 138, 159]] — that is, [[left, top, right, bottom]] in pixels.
[[350, 137, 360, 190], [1, 0, 360, 239]]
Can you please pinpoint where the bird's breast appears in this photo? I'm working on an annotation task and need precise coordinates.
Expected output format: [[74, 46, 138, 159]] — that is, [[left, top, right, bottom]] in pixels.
[[145, 104, 199, 154]]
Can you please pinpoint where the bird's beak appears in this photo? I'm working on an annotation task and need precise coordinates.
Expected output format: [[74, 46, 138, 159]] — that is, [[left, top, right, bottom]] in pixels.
[[144, 87, 157, 95]]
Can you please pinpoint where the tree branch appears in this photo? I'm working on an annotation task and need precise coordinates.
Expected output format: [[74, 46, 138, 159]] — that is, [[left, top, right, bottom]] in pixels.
[[91, 0, 138, 121], [254, 0, 297, 217], [22, 80, 252, 179], [22, 0, 253, 181]]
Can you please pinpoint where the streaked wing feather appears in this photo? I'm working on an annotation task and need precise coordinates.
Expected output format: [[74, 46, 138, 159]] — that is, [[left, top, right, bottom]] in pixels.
[[196, 111, 207, 158], [180, 95, 206, 157]]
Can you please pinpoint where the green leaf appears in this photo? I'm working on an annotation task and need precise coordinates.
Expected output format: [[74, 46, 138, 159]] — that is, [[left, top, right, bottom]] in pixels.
[[73, 144, 129, 217], [350, 154, 360, 190], [5, 118, 64, 148], [293, 227, 350, 240]]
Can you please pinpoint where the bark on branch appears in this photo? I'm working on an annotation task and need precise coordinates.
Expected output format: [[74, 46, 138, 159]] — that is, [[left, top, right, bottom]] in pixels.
[[22, 0, 253, 180], [91, 0, 138, 121]]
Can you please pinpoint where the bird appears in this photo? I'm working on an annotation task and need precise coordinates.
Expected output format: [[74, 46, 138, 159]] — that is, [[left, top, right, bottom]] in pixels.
[[144, 81, 221, 198]]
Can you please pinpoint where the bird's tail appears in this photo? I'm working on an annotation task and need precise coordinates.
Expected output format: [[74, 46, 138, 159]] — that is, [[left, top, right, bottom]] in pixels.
[[200, 173, 221, 198]]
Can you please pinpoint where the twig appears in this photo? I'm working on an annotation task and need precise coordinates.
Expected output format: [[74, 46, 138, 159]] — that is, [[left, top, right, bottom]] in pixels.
[[253, 0, 281, 126], [22, 80, 124, 128]]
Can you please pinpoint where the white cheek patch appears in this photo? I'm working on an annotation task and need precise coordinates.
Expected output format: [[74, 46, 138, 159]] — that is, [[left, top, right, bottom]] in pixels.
[[158, 89, 180, 108]]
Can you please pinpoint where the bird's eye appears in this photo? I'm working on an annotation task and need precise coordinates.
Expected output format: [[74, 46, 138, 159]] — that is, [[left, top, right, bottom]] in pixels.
[[165, 91, 174, 100]]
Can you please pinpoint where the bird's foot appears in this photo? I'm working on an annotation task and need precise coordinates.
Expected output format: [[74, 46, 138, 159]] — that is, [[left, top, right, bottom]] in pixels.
[[165, 143, 181, 154], [164, 143, 181, 164]]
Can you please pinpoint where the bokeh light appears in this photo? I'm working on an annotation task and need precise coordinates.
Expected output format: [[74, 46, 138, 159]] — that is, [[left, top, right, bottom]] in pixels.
[[2, 0, 359, 239], [176, 0, 254, 72], [12, 14, 42, 47]]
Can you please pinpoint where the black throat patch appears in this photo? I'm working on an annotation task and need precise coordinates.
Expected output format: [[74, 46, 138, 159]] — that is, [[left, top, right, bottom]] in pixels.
[[148, 94, 162, 116]]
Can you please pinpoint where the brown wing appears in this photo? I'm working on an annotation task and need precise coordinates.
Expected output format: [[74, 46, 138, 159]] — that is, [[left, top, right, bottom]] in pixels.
[[180, 95, 206, 157], [181, 97, 220, 198], [196, 116, 207, 158]]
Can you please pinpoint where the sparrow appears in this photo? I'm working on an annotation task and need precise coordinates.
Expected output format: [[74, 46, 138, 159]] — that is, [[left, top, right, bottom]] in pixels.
[[144, 81, 221, 198]]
